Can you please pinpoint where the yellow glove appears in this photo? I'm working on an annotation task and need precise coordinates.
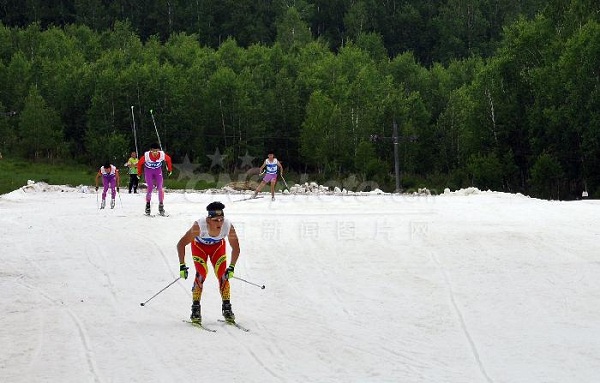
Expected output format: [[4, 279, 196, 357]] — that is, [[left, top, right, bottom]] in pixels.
[[225, 265, 235, 280], [179, 264, 189, 279]]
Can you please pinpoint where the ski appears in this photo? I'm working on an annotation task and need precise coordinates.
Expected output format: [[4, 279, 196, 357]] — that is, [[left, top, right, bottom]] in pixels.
[[218, 319, 250, 332], [234, 196, 264, 202], [144, 212, 169, 217], [183, 320, 217, 332]]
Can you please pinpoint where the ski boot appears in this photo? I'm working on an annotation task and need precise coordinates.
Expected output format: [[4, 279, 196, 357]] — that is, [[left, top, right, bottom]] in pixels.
[[110, 199, 115, 209], [158, 203, 165, 216], [190, 302, 201, 324], [145, 202, 151, 215], [222, 300, 235, 323], [100, 199, 106, 209]]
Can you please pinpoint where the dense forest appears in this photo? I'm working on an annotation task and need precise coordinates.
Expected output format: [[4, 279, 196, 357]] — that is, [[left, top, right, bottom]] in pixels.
[[0, 0, 599, 199]]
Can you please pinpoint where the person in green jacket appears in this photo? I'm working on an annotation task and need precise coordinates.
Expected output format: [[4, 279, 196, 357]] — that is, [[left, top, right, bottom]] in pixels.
[[124, 151, 139, 193]]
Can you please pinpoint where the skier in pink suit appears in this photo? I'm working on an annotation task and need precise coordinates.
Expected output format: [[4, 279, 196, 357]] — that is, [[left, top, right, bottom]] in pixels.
[[137, 143, 173, 215], [95, 162, 120, 209]]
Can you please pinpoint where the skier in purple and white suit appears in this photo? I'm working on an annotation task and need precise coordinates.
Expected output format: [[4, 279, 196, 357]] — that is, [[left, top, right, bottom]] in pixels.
[[95, 162, 120, 209], [137, 143, 173, 215], [252, 151, 283, 200]]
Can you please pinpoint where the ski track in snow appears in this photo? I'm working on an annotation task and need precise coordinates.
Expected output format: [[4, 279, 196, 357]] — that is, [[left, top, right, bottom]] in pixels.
[[222, 324, 283, 380], [88, 231, 119, 302], [14, 278, 103, 382], [430, 249, 493, 383]]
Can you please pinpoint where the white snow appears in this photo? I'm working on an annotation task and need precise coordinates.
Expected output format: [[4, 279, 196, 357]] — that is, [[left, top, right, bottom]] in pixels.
[[1, 182, 600, 383]]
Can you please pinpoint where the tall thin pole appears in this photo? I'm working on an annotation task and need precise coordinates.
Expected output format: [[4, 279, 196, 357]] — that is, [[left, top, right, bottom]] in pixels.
[[393, 120, 400, 192], [150, 109, 163, 151], [130, 106, 139, 155]]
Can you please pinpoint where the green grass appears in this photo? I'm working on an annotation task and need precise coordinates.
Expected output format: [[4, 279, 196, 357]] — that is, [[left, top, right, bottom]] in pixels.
[[0, 158, 220, 195], [0, 159, 97, 195]]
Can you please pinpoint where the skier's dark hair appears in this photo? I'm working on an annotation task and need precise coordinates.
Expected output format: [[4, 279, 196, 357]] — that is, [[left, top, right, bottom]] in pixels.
[[206, 201, 225, 217]]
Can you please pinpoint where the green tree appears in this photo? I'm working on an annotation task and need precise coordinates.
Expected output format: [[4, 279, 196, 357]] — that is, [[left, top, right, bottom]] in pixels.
[[73, 0, 110, 32], [344, 0, 380, 38], [18, 86, 65, 160], [556, 20, 600, 196], [466, 152, 504, 190], [300, 90, 340, 173], [311, 0, 351, 50], [437, 86, 474, 173], [529, 152, 563, 199], [276, 7, 312, 52], [354, 32, 387, 63], [4, 52, 32, 112], [433, 0, 489, 62], [0, 101, 17, 155], [84, 129, 128, 167]]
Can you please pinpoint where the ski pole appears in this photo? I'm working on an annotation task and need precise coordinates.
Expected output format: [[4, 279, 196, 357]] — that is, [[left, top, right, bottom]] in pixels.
[[232, 276, 265, 289], [140, 277, 181, 306], [149, 109, 163, 151], [130, 105, 139, 156], [281, 175, 290, 190]]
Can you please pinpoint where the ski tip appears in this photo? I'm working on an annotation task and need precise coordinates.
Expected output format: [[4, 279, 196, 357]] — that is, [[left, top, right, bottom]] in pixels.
[[217, 319, 250, 332], [234, 196, 264, 202], [183, 319, 217, 332]]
